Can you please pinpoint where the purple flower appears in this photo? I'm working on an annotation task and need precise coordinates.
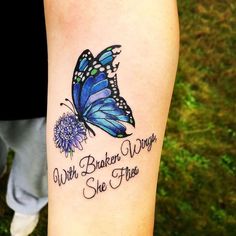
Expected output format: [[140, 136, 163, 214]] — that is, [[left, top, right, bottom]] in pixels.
[[54, 113, 87, 157]]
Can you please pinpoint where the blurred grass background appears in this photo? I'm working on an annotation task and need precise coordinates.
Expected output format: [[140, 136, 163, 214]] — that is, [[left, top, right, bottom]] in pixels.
[[155, 0, 236, 235], [0, 0, 235, 235]]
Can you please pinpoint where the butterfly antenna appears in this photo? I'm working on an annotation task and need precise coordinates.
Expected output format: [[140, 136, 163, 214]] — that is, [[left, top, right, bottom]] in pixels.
[[60, 103, 75, 114], [65, 98, 76, 113]]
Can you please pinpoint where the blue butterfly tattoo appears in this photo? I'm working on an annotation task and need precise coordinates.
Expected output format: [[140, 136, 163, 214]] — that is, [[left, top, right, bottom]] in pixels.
[[54, 45, 135, 156]]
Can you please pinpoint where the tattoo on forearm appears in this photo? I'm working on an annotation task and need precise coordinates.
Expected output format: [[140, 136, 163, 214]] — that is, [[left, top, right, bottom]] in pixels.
[[52, 45, 158, 199], [54, 45, 135, 157], [53, 133, 157, 199]]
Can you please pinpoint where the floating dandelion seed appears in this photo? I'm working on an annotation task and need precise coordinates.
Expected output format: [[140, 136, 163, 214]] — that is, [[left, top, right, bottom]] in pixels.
[[54, 113, 87, 157]]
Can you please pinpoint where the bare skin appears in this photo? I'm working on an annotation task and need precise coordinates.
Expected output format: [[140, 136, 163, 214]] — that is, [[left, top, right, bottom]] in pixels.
[[45, 0, 179, 235]]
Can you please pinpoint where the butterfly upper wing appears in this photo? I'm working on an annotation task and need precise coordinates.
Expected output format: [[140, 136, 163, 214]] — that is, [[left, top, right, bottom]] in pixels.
[[72, 49, 94, 113], [72, 45, 135, 138], [96, 45, 121, 66], [72, 45, 120, 113]]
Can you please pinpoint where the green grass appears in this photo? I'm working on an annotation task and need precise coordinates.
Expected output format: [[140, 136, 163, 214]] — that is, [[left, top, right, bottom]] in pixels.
[[155, 0, 236, 235], [1, 0, 235, 235]]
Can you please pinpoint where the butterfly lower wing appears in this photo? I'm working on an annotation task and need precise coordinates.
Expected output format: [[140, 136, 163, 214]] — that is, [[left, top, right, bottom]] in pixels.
[[84, 98, 131, 137], [104, 73, 135, 127], [79, 71, 135, 137]]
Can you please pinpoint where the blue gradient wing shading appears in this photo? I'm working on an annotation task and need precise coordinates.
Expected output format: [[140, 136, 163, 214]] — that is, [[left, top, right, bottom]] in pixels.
[[71, 45, 135, 138], [96, 45, 121, 66], [79, 71, 135, 137], [84, 98, 130, 137], [72, 49, 94, 113]]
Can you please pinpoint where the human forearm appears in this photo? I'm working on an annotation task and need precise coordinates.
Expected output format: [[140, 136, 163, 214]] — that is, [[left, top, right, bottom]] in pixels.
[[45, 0, 179, 235]]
